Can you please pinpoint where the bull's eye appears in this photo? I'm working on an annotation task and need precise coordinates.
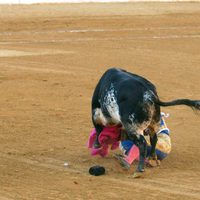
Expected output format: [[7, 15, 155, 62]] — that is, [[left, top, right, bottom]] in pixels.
[[111, 97, 114, 101]]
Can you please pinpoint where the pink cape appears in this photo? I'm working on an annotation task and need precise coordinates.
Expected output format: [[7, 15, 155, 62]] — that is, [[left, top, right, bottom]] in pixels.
[[87, 126, 121, 157]]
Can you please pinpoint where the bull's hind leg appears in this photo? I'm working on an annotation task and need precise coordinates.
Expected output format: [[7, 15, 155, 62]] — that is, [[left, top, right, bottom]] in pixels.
[[147, 133, 161, 167], [149, 133, 158, 159], [147, 107, 161, 167]]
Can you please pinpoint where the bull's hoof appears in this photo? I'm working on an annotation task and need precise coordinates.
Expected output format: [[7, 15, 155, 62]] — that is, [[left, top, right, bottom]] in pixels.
[[137, 163, 145, 173], [146, 159, 160, 167], [129, 172, 144, 179]]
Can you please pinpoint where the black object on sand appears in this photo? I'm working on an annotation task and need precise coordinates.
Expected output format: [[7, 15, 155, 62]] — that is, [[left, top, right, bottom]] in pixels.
[[89, 165, 105, 176]]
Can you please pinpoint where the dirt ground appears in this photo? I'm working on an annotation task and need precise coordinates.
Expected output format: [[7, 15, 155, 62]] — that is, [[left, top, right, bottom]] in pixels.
[[0, 2, 200, 200]]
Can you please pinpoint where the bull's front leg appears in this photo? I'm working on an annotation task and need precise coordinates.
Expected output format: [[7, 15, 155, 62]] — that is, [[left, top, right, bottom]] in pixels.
[[136, 135, 147, 173], [127, 133, 147, 178], [149, 133, 157, 159]]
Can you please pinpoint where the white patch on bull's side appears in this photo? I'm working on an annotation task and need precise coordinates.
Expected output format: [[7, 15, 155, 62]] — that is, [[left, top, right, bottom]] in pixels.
[[128, 113, 135, 124], [93, 108, 108, 126], [103, 84, 121, 124], [143, 90, 155, 124], [143, 91, 153, 103]]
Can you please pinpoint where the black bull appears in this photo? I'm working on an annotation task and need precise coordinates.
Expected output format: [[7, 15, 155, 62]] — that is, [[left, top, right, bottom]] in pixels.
[[91, 68, 200, 173]]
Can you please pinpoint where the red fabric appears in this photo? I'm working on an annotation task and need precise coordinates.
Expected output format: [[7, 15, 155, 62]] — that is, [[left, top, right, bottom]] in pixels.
[[124, 145, 139, 164], [87, 126, 121, 157]]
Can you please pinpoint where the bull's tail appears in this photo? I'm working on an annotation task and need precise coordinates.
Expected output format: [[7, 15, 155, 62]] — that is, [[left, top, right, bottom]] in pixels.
[[156, 99, 200, 111]]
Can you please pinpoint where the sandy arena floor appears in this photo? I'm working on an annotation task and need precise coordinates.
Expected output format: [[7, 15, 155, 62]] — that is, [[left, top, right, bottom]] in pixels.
[[0, 2, 200, 200]]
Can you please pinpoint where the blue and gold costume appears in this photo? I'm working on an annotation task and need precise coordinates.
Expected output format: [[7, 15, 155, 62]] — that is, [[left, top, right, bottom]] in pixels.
[[120, 112, 171, 161]]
